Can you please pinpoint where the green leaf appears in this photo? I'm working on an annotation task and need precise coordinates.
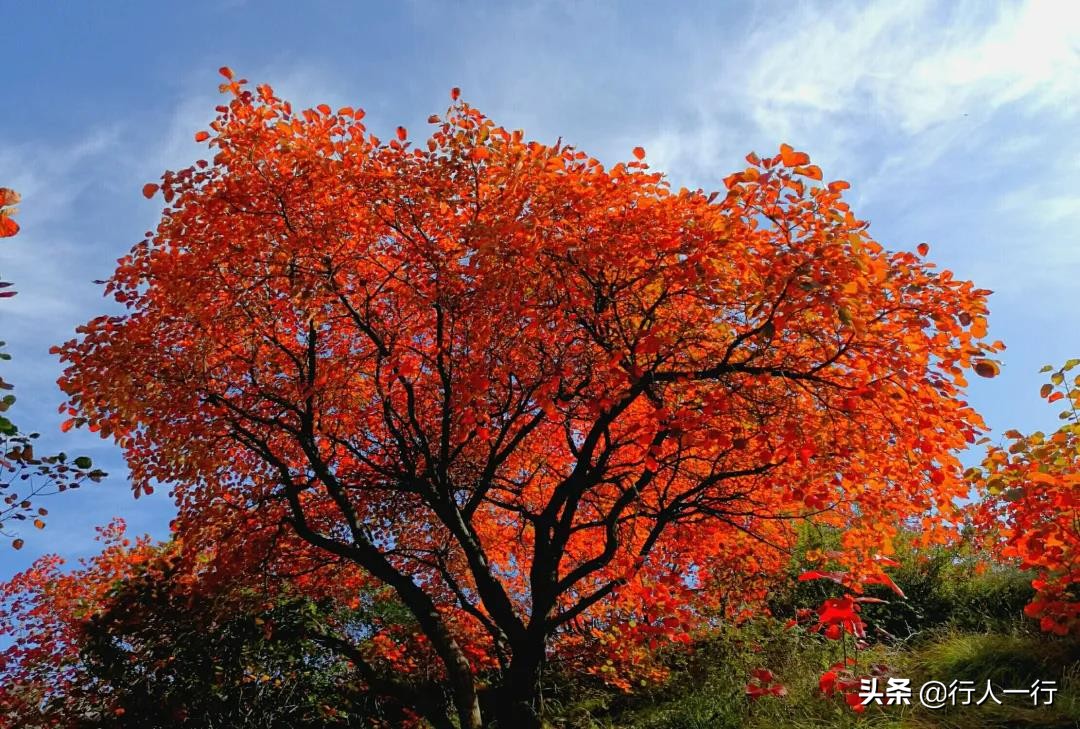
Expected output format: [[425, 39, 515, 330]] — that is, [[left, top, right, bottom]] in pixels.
[[73, 456, 92, 469]]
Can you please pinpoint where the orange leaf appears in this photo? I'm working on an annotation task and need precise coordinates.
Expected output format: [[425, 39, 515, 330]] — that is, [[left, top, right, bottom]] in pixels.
[[970, 317, 988, 339], [632, 146, 646, 160], [780, 143, 810, 166], [396, 126, 408, 141], [0, 188, 20, 206], [451, 87, 461, 101], [219, 66, 234, 79], [142, 183, 159, 199], [194, 131, 211, 143], [916, 243, 930, 256]]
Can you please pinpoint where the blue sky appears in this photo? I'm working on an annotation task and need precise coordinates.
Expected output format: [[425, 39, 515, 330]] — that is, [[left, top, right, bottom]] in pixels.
[[2, 0, 1078, 579]]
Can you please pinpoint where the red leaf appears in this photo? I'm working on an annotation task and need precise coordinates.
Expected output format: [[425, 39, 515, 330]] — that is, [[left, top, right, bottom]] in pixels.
[[864, 573, 906, 599], [745, 684, 766, 699], [798, 570, 846, 584], [845, 692, 867, 713], [750, 668, 774, 683], [0, 216, 18, 238]]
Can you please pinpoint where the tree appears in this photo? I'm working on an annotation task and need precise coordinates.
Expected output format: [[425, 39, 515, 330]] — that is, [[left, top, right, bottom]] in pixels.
[[0, 188, 103, 550], [54, 70, 1002, 727], [969, 362, 1080, 636], [0, 523, 418, 728], [0, 520, 150, 725]]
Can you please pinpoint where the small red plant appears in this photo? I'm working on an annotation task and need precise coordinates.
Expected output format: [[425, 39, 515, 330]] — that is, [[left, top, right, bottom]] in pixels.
[[745, 667, 787, 700]]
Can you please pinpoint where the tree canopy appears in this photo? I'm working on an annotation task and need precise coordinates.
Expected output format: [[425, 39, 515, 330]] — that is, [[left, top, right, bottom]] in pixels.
[[53, 71, 1006, 727], [970, 363, 1080, 636]]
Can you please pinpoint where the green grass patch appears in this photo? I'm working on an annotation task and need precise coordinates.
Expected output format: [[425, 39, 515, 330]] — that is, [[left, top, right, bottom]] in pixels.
[[548, 627, 1078, 729]]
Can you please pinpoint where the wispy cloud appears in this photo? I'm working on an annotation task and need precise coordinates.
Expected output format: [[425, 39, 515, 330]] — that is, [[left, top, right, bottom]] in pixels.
[[642, 0, 1079, 185]]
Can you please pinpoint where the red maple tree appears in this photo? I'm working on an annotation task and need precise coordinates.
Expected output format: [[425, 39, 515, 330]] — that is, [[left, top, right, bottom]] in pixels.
[[970, 362, 1080, 636], [53, 70, 1002, 727]]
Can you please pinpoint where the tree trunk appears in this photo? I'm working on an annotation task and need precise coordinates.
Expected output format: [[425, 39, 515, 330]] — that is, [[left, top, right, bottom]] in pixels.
[[493, 651, 544, 729], [446, 646, 484, 729]]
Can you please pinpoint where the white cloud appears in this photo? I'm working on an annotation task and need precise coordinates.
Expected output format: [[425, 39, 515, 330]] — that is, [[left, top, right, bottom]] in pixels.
[[642, 0, 1079, 186]]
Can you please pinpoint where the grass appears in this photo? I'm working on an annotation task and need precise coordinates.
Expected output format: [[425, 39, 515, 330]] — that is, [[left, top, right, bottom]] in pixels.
[[540, 540, 1076, 729], [547, 626, 1080, 729]]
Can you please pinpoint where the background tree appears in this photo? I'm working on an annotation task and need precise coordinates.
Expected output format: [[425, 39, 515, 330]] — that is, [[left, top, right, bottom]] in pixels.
[[0, 521, 446, 728], [0, 188, 103, 550], [969, 362, 1080, 636], [0, 520, 150, 725], [54, 71, 1003, 727]]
